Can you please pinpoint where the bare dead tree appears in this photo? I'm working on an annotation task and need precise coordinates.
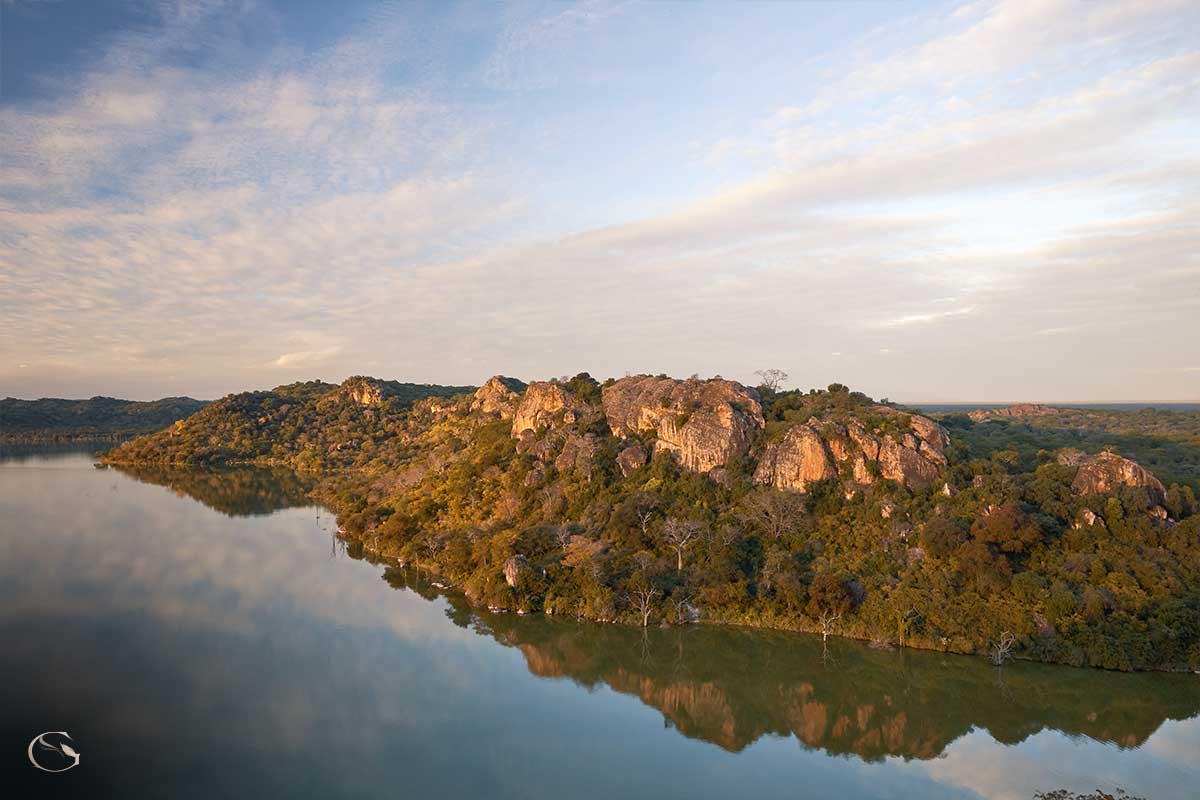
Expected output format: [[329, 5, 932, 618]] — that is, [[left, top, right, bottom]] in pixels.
[[637, 509, 655, 539], [412, 534, 447, 572], [629, 585, 660, 627], [424, 535, 448, 560], [818, 611, 842, 642], [741, 489, 806, 541], [991, 631, 1017, 666], [715, 523, 742, 547], [662, 518, 702, 571], [553, 525, 572, 551], [671, 590, 695, 625], [754, 368, 789, 393]]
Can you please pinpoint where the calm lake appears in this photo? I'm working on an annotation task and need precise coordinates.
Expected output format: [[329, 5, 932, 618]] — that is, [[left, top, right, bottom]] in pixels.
[[2, 447, 1198, 799]]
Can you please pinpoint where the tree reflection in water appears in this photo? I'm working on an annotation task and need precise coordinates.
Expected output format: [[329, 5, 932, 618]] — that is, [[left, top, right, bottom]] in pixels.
[[378, 563, 1200, 763], [110, 462, 316, 517]]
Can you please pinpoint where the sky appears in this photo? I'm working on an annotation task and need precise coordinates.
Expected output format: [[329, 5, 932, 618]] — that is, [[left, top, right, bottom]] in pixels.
[[1, 0, 1198, 402]]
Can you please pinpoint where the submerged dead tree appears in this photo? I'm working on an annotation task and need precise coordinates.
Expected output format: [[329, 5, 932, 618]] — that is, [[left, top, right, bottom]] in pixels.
[[991, 631, 1017, 666]]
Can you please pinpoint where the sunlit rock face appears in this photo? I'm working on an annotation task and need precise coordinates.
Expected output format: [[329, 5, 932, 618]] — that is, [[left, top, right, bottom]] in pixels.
[[616, 443, 648, 477], [511, 382, 586, 436], [753, 423, 837, 492], [755, 408, 949, 492], [601, 375, 764, 474], [1068, 451, 1166, 505], [472, 376, 524, 419], [339, 377, 386, 407]]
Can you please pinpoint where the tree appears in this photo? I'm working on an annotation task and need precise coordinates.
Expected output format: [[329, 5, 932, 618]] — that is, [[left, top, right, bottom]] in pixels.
[[955, 539, 1012, 595], [704, 521, 741, 548], [921, 514, 968, 558], [671, 589, 696, 624], [638, 509, 656, 539], [553, 525, 572, 551], [1166, 484, 1197, 519], [990, 631, 1017, 665], [817, 610, 841, 642], [662, 517, 702, 571], [754, 368, 789, 393], [971, 502, 1043, 553], [740, 488, 806, 541], [807, 573, 854, 642], [627, 573, 660, 627]]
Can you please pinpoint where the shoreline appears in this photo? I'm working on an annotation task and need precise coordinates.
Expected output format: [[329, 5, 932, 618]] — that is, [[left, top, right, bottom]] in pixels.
[[345, 528, 1200, 676]]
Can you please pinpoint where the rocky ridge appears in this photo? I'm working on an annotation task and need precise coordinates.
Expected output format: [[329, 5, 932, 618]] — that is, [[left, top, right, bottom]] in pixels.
[[511, 382, 591, 436], [755, 408, 950, 492], [968, 403, 1058, 422], [472, 376, 525, 419]]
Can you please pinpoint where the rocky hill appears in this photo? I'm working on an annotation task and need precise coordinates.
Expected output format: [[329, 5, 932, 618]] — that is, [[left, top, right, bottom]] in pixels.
[[103, 371, 1200, 671], [967, 403, 1058, 422], [104, 377, 473, 466]]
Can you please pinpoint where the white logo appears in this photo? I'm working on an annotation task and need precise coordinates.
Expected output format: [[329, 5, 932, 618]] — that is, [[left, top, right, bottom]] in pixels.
[[27, 731, 81, 773]]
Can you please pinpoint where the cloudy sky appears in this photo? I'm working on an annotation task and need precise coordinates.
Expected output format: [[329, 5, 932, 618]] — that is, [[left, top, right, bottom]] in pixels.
[[2, 0, 1197, 402]]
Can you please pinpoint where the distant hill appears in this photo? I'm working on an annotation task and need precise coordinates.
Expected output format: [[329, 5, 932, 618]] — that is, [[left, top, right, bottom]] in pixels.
[[104, 377, 476, 466], [0, 395, 209, 441]]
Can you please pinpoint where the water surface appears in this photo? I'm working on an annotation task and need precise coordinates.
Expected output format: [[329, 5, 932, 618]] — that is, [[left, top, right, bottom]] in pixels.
[[2, 449, 1197, 798]]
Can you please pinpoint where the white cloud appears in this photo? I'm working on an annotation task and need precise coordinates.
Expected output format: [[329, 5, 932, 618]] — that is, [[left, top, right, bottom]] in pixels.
[[873, 307, 978, 329], [840, 0, 1195, 97], [271, 347, 343, 369], [1, 0, 1197, 401]]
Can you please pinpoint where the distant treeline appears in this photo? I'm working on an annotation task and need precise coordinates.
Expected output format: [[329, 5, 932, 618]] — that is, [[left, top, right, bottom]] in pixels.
[[0, 395, 209, 441]]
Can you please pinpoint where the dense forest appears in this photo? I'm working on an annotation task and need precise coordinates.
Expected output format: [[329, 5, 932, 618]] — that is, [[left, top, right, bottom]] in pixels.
[[105, 373, 1200, 671], [0, 395, 208, 441]]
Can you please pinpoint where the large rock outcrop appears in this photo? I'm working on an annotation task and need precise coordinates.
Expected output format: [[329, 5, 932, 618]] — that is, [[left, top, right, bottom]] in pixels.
[[338, 376, 386, 407], [616, 443, 648, 477], [472, 376, 524, 419], [753, 423, 837, 491], [1066, 451, 1166, 505], [968, 403, 1058, 422], [602, 376, 764, 473], [755, 408, 949, 492], [512, 382, 587, 436]]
